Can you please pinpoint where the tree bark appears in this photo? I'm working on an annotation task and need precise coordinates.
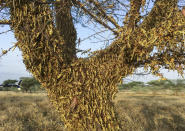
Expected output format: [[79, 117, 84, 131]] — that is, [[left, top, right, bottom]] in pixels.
[[8, 1, 124, 130], [55, 0, 77, 62]]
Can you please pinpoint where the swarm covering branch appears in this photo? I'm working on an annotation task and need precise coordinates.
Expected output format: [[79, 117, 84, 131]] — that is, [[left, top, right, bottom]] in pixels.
[[0, 19, 11, 24], [0, 0, 185, 130]]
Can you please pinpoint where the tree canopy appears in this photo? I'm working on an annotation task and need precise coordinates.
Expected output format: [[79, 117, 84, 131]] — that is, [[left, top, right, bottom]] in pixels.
[[0, 0, 184, 130], [20, 77, 40, 92], [2, 79, 18, 85]]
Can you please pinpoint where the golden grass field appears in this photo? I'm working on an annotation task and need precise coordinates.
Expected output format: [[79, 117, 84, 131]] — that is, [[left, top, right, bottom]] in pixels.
[[0, 90, 185, 131]]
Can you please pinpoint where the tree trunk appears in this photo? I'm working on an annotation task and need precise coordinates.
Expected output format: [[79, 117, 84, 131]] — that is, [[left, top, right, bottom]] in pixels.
[[8, 0, 125, 130]]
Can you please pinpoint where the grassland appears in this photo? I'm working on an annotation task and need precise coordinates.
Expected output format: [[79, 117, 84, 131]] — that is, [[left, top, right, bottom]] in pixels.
[[0, 91, 64, 131], [0, 90, 185, 131], [114, 91, 185, 131]]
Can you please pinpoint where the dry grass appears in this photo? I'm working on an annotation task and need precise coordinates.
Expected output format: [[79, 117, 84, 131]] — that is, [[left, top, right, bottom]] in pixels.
[[114, 91, 185, 131], [0, 91, 64, 131], [0, 91, 185, 131]]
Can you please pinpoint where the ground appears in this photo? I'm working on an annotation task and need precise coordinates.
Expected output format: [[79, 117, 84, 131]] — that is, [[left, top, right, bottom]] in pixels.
[[0, 90, 185, 131]]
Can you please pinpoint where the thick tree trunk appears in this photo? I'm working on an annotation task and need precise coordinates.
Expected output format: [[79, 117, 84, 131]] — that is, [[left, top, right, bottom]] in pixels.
[[8, 0, 124, 130]]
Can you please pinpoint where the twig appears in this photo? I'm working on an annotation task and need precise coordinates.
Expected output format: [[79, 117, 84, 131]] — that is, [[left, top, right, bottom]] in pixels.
[[0, 29, 12, 35], [87, 0, 120, 29], [72, 0, 119, 36], [0, 42, 18, 57], [0, 20, 11, 25]]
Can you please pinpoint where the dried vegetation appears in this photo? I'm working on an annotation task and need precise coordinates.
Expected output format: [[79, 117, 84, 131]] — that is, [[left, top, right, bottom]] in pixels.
[[0, 91, 185, 131]]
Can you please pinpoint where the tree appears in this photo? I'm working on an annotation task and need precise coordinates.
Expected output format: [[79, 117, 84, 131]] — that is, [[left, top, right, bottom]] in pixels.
[[1, 79, 18, 91], [2, 79, 18, 86], [20, 77, 40, 93], [126, 81, 144, 88], [118, 81, 145, 90], [176, 79, 185, 87], [0, 0, 184, 130], [173, 79, 185, 94], [147, 79, 175, 87]]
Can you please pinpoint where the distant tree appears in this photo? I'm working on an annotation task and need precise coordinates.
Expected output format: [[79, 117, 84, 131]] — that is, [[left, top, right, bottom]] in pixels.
[[176, 79, 185, 88], [1, 79, 18, 91], [127, 81, 144, 87], [147, 79, 175, 88], [20, 77, 40, 93], [120, 81, 144, 89], [2, 79, 18, 86]]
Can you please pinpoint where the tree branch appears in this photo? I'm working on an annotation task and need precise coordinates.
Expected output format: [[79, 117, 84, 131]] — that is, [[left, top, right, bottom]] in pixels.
[[87, 0, 120, 29], [140, 0, 178, 30], [54, 0, 77, 60], [87, 0, 185, 80], [8, 1, 67, 82], [72, 0, 119, 36], [0, 29, 12, 34], [0, 20, 11, 24], [124, 0, 142, 29]]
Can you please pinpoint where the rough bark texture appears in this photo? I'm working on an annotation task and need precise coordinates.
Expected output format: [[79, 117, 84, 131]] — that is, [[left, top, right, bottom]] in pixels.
[[55, 0, 77, 62]]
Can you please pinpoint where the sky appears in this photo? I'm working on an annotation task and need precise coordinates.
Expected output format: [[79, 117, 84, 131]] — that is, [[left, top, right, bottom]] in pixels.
[[0, 1, 184, 84], [0, 25, 31, 84]]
